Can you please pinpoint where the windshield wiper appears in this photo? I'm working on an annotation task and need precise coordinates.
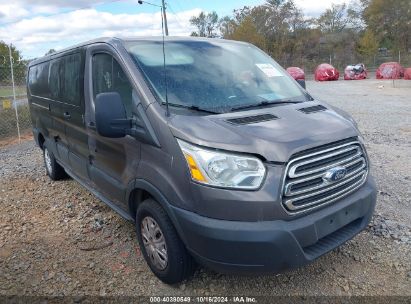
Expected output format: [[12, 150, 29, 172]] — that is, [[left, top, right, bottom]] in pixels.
[[163, 103, 220, 114], [230, 100, 302, 112]]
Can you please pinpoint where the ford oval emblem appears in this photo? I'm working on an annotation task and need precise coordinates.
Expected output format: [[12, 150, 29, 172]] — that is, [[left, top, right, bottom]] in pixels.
[[323, 167, 347, 183]]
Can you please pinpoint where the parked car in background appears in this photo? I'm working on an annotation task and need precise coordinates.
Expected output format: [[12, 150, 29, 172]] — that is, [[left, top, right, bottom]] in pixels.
[[344, 63, 367, 80], [404, 67, 411, 80], [376, 62, 404, 79], [315, 63, 340, 81], [286, 67, 305, 88], [27, 37, 376, 284]]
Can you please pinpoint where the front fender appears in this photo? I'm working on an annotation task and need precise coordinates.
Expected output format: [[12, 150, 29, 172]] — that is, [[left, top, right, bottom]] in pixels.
[[126, 178, 190, 245]]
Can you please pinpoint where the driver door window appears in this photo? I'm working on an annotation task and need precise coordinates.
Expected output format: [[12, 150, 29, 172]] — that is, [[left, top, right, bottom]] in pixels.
[[92, 53, 133, 116]]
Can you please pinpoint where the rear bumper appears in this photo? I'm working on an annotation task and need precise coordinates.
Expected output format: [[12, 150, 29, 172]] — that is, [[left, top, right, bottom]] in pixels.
[[171, 176, 377, 274]]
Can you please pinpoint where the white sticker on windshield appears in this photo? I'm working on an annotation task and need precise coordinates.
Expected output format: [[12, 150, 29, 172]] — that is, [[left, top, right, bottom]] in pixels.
[[256, 63, 282, 77]]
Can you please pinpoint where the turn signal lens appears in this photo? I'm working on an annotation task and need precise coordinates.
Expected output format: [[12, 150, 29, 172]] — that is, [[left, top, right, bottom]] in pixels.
[[184, 153, 207, 182]]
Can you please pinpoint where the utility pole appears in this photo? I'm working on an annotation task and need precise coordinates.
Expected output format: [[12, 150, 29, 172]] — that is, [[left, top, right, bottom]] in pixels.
[[162, 0, 169, 36], [138, 0, 168, 36]]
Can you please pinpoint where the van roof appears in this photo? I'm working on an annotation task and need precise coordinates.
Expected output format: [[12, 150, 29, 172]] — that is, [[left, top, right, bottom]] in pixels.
[[28, 36, 248, 67]]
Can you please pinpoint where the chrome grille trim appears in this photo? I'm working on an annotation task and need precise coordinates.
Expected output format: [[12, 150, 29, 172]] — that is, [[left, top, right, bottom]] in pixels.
[[288, 145, 361, 178], [284, 157, 366, 196], [282, 140, 368, 214], [285, 170, 366, 210], [285, 174, 366, 211]]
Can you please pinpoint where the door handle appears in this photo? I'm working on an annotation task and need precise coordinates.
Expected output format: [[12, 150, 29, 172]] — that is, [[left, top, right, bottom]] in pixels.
[[63, 112, 71, 119]]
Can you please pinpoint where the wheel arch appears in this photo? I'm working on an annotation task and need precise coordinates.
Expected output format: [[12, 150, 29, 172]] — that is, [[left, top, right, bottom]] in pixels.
[[38, 133, 45, 150], [128, 179, 172, 220], [32, 125, 49, 150], [127, 179, 188, 244]]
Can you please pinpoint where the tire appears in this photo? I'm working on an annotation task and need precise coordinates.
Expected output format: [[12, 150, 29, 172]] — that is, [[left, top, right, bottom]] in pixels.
[[43, 144, 66, 180], [136, 199, 196, 284]]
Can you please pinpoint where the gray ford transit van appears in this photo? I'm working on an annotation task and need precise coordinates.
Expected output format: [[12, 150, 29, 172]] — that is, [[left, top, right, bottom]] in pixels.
[[27, 37, 376, 284]]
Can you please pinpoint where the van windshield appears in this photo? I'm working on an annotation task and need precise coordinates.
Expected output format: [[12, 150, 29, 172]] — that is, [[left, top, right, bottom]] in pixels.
[[124, 39, 308, 113]]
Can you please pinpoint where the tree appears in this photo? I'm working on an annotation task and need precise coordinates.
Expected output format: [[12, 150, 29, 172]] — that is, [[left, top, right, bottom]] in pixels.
[[232, 6, 253, 25], [316, 4, 349, 33], [190, 11, 219, 38], [315, 2, 368, 67], [45, 49, 57, 56], [0, 42, 25, 85], [260, 0, 310, 61], [219, 16, 236, 38], [188, 0, 408, 71], [0, 41, 21, 66], [346, 0, 366, 30], [217, 1, 314, 66], [226, 16, 265, 50], [357, 29, 379, 57], [362, 0, 411, 51], [265, 0, 286, 7]]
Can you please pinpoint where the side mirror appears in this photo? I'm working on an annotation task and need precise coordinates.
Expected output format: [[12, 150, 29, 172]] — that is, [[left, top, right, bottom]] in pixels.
[[95, 92, 131, 138], [296, 79, 306, 89]]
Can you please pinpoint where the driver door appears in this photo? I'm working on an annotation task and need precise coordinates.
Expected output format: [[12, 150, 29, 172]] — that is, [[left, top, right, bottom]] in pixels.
[[85, 45, 141, 208]]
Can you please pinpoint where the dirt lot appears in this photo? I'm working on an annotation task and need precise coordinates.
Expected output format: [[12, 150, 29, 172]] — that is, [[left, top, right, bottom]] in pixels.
[[0, 79, 410, 297]]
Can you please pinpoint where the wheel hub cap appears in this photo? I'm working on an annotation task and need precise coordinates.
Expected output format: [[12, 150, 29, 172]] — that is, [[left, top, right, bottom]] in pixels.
[[141, 216, 168, 270]]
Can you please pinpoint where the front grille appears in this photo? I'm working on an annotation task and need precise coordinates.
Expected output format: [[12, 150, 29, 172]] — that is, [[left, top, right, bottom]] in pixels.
[[282, 139, 368, 214]]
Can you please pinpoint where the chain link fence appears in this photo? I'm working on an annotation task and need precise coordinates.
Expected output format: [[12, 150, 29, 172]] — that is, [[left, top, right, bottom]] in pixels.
[[0, 54, 32, 143]]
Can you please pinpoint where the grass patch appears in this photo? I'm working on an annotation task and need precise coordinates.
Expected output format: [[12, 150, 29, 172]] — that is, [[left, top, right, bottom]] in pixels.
[[0, 86, 27, 98]]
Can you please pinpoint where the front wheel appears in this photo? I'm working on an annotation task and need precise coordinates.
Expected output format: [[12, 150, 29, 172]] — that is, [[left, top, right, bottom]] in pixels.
[[136, 199, 195, 284]]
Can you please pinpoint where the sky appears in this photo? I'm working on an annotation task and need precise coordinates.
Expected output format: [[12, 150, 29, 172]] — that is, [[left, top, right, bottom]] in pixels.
[[0, 0, 347, 59]]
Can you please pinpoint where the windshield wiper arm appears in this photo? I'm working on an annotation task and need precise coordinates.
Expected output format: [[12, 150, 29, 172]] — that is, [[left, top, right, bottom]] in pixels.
[[164, 103, 220, 114], [230, 100, 302, 112], [188, 105, 220, 114]]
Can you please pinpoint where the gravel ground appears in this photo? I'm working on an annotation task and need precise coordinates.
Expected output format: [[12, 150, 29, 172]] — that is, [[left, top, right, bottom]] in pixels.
[[0, 79, 410, 297]]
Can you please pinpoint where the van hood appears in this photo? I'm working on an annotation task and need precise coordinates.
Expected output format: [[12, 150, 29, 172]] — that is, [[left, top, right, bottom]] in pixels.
[[168, 102, 359, 163]]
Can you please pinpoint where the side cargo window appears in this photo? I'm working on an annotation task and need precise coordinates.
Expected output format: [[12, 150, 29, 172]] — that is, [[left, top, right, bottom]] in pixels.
[[48, 53, 81, 105], [92, 53, 133, 116], [49, 59, 62, 100], [61, 53, 81, 105], [28, 62, 50, 97]]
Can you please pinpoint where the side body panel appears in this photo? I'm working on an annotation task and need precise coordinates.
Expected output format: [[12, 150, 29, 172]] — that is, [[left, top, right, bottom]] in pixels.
[[27, 60, 66, 161]]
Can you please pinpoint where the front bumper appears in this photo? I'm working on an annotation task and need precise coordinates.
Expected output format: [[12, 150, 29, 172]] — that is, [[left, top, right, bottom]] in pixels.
[[171, 176, 377, 274]]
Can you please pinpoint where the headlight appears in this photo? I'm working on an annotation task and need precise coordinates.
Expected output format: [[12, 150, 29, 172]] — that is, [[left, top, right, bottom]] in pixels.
[[177, 139, 266, 190]]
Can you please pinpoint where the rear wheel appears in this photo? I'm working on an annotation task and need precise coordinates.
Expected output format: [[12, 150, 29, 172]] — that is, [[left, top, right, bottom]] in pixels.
[[43, 144, 66, 180], [136, 199, 195, 284]]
